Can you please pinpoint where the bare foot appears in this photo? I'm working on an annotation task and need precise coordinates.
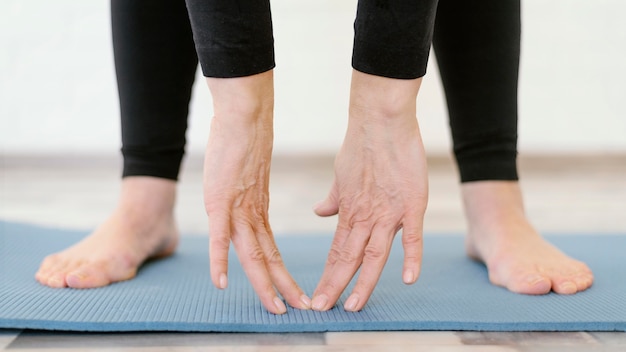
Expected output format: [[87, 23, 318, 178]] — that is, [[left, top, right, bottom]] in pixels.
[[462, 181, 593, 295], [35, 176, 179, 288]]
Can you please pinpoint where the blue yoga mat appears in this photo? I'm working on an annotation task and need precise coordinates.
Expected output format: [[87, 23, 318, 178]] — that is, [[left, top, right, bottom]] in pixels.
[[1, 221, 625, 332]]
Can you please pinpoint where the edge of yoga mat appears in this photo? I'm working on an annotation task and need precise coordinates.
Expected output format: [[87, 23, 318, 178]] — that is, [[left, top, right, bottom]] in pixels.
[[1, 221, 625, 332]]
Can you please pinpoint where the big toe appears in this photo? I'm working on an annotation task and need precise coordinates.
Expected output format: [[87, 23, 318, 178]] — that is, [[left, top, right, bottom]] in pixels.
[[66, 262, 136, 289], [66, 266, 112, 289], [504, 271, 552, 295]]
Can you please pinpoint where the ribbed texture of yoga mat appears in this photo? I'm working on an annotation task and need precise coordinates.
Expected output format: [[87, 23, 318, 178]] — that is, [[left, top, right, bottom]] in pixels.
[[1, 221, 625, 332]]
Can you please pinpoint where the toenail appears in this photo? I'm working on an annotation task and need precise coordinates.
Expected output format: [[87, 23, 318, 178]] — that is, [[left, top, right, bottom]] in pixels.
[[48, 277, 63, 287], [527, 275, 546, 285], [67, 271, 89, 284], [560, 282, 577, 293]]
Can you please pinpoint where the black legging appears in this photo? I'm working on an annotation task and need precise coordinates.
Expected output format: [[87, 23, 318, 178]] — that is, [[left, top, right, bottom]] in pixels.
[[112, 0, 520, 182]]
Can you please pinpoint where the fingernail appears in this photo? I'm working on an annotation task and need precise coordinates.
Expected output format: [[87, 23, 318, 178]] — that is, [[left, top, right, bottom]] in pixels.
[[219, 273, 228, 289], [403, 270, 414, 284], [300, 295, 312, 310], [273, 297, 287, 314], [312, 294, 328, 311], [344, 294, 359, 312]]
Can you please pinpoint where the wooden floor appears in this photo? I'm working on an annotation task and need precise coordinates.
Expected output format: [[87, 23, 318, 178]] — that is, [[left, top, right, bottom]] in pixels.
[[1, 153, 625, 351]]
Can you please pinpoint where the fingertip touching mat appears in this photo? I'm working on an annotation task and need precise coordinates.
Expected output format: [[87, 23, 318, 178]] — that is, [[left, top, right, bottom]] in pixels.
[[1, 221, 625, 332]]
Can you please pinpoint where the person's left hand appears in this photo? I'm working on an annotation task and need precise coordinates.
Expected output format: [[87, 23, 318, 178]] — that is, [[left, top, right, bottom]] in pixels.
[[310, 111, 429, 312]]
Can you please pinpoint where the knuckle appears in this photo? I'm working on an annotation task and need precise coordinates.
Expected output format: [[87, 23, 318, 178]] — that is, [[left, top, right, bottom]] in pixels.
[[363, 244, 386, 261], [323, 279, 342, 293], [355, 280, 376, 296], [265, 247, 284, 266], [211, 257, 229, 269], [326, 246, 342, 265], [402, 232, 422, 247], [204, 196, 228, 215], [247, 245, 266, 263], [210, 234, 232, 250], [375, 215, 397, 229], [338, 248, 360, 265]]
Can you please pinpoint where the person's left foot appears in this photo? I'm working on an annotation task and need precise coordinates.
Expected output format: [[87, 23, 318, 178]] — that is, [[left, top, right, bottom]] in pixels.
[[462, 181, 593, 295]]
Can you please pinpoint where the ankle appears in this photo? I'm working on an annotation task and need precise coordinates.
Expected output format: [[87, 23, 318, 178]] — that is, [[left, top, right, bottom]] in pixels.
[[461, 181, 527, 231], [118, 177, 177, 216]]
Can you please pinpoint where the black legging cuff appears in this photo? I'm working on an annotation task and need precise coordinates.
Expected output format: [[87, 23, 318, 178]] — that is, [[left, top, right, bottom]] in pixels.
[[122, 148, 185, 181], [455, 152, 519, 183], [185, 0, 275, 78], [351, 0, 438, 79]]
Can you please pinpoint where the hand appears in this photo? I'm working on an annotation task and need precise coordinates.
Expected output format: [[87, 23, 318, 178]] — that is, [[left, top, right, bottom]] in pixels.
[[203, 73, 310, 314], [311, 72, 429, 312]]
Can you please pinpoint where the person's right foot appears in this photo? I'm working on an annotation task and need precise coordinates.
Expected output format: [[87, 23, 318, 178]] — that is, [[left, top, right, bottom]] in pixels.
[[35, 176, 179, 288]]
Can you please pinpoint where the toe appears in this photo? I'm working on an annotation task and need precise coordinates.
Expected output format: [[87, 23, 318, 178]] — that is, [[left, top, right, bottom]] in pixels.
[[38, 257, 73, 288], [46, 272, 68, 288], [573, 274, 593, 292], [553, 280, 578, 294], [551, 263, 593, 294], [35, 269, 49, 284], [508, 272, 552, 295], [66, 266, 111, 289], [35, 255, 62, 284], [553, 271, 593, 294]]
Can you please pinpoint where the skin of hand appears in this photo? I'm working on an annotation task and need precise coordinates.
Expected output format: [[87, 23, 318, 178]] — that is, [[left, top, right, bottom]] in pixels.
[[203, 72, 311, 314], [311, 71, 429, 312]]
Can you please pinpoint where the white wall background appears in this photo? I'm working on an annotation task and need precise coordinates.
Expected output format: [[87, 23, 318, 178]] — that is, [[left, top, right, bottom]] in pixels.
[[1, 0, 625, 157]]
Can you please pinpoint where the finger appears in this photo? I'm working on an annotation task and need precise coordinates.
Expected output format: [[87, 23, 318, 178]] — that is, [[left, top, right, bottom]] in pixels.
[[344, 223, 395, 312], [313, 181, 339, 217], [208, 211, 232, 290], [256, 229, 312, 310], [231, 226, 287, 315], [315, 221, 352, 293], [312, 217, 353, 301], [312, 223, 370, 311], [401, 214, 424, 285]]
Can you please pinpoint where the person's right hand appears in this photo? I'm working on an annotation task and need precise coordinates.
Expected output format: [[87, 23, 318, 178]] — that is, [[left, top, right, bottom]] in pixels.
[[203, 72, 311, 314]]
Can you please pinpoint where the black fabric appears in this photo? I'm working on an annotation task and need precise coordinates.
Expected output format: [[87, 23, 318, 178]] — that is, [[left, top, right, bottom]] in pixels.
[[184, 0, 275, 78], [352, 0, 439, 79], [112, 0, 198, 180], [112, 0, 520, 183], [433, 0, 521, 182]]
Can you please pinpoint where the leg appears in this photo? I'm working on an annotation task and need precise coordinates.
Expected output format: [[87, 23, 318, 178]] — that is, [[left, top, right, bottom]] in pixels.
[[35, 0, 198, 288], [433, 0, 593, 294]]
